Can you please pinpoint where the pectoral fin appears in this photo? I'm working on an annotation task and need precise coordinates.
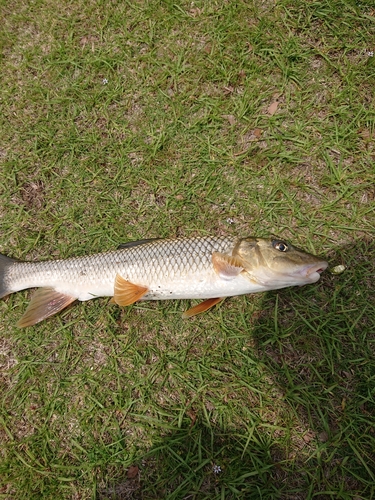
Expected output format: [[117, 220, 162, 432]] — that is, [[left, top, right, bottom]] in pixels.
[[212, 252, 244, 280], [17, 288, 76, 328], [113, 274, 148, 306], [182, 297, 224, 319]]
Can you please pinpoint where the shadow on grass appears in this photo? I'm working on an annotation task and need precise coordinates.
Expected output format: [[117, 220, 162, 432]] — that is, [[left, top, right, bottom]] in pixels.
[[249, 237, 375, 497], [99, 422, 286, 499]]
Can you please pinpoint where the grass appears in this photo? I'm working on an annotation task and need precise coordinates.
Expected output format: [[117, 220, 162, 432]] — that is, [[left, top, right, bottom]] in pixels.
[[0, 0, 375, 498]]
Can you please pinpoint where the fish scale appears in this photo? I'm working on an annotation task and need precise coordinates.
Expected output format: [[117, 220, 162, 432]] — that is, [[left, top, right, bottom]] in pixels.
[[116, 236, 235, 285], [2, 236, 237, 298], [0, 235, 328, 327]]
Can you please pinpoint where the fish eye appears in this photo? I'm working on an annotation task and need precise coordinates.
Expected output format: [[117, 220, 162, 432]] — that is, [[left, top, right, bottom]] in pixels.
[[272, 240, 289, 252]]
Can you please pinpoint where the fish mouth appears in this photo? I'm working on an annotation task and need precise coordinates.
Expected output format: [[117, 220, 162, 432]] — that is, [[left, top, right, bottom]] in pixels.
[[299, 261, 329, 280]]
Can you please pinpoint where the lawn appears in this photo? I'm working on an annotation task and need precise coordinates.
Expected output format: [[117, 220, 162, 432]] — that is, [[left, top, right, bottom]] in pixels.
[[1, 0, 375, 498]]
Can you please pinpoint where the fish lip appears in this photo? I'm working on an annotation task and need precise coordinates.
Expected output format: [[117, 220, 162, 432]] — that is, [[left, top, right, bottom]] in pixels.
[[299, 261, 329, 278]]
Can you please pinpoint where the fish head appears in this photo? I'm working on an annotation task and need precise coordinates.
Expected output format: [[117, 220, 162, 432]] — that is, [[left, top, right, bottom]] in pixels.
[[235, 237, 328, 289]]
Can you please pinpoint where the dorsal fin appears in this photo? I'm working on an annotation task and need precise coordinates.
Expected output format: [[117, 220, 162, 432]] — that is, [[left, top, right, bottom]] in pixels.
[[118, 238, 162, 250]]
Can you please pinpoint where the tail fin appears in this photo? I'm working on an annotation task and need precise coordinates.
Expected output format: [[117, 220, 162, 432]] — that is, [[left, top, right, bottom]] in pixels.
[[0, 254, 17, 298]]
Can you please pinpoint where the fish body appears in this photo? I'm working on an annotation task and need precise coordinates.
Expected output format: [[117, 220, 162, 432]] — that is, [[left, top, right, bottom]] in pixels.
[[0, 236, 328, 327]]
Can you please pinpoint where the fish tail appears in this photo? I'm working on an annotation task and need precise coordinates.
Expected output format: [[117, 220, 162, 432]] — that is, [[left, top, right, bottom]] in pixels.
[[0, 253, 17, 298], [0, 253, 77, 327]]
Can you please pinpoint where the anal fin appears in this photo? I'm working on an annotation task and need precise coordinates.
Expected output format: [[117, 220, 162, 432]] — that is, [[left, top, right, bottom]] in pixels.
[[113, 274, 148, 306], [17, 288, 77, 328], [182, 297, 224, 319]]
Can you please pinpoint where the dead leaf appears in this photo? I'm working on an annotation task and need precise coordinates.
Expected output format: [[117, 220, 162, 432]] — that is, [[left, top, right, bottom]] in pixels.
[[222, 114, 236, 126], [302, 431, 315, 443], [267, 101, 279, 115], [238, 70, 246, 81], [189, 7, 202, 17], [205, 401, 215, 411], [21, 180, 45, 210], [127, 465, 139, 479], [233, 149, 248, 156], [234, 128, 263, 154], [187, 409, 197, 426], [318, 431, 329, 443], [359, 128, 373, 140], [245, 128, 263, 142]]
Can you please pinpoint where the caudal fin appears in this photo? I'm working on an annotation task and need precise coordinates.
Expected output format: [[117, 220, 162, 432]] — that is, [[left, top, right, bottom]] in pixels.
[[1, 254, 77, 327], [0, 254, 17, 298]]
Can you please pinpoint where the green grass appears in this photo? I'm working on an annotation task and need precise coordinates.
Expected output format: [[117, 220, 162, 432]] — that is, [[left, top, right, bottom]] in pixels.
[[1, 0, 375, 498]]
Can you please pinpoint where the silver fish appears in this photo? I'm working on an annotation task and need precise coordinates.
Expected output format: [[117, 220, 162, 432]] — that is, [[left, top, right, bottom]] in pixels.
[[0, 236, 328, 327]]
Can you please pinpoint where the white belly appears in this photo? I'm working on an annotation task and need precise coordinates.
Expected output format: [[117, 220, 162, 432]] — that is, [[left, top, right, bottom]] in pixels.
[[64, 270, 267, 302]]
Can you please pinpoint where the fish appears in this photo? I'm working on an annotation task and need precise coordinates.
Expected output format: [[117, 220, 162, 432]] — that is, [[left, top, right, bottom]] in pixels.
[[0, 236, 328, 327]]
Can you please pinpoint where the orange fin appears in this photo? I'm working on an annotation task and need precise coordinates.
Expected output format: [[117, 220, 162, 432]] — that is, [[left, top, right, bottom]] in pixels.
[[17, 288, 76, 328], [212, 252, 244, 280], [113, 274, 148, 306], [182, 297, 224, 319]]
